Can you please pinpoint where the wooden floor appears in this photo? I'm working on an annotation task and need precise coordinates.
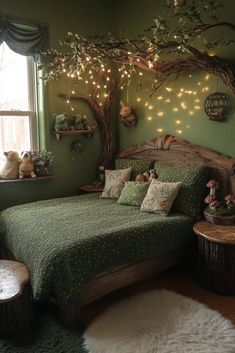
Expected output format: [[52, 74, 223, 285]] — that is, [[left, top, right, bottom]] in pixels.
[[81, 265, 235, 325]]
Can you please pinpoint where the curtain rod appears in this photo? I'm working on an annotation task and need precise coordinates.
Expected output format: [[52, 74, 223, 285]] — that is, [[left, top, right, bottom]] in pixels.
[[0, 13, 48, 29]]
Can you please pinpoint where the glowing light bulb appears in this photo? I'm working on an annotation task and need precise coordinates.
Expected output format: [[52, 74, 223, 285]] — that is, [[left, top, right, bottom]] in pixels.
[[180, 88, 185, 92], [66, 99, 70, 104], [157, 128, 163, 133], [176, 120, 181, 125], [71, 107, 74, 111], [71, 90, 75, 94], [106, 77, 110, 81], [165, 99, 171, 103], [188, 74, 192, 78], [173, 108, 179, 112], [85, 80, 89, 84], [157, 112, 164, 117], [139, 72, 143, 76], [205, 74, 210, 80], [195, 98, 200, 103], [177, 129, 182, 134], [181, 102, 187, 109], [157, 96, 163, 100], [147, 116, 152, 121], [197, 82, 202, 86], [177, 93, 182, 98], [148, 105, 154, 110], [189, 111, 194, 115], [165, 87, 172, 92], [145, 102, 149, 107], [104, 93, 108, 98], [137, 97, 141, 102], [195, 106, 201, 110]]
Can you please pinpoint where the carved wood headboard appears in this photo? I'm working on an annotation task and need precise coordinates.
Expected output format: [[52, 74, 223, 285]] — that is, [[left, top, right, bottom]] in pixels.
[[118, 135, 235, 197]]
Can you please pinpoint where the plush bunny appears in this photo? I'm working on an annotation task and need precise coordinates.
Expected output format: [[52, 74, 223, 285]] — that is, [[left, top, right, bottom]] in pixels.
[[0, 151, 20, 179]]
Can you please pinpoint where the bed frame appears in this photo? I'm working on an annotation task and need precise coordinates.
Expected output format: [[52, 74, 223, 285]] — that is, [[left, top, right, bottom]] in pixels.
[[60, 134, 235, 324], [1, 135, 235, 324]]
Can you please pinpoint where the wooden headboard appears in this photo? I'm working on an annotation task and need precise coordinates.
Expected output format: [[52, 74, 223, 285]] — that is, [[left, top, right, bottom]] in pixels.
[[118, 135, 235, 197]]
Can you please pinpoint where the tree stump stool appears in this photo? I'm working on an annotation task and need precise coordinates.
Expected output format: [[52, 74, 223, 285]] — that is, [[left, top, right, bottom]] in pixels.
[[0, 260, 33, 337], [193, 221, 235, 294]]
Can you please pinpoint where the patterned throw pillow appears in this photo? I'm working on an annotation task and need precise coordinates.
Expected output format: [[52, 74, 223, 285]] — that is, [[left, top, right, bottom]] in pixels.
[[141, 179, 182, 216], [101, 168, 132, 199], [117, 181, 150, 207], [115, 159, 154, 180], [154, 162, 209, 219]]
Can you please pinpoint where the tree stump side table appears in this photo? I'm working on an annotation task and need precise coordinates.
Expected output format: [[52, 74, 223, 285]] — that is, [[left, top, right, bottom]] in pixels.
[[0, 260, 33, 337], [193, 220, 235, 295]]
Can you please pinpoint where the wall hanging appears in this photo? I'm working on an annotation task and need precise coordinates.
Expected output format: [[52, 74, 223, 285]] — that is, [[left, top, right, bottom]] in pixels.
[[204, 92, 230, 121]]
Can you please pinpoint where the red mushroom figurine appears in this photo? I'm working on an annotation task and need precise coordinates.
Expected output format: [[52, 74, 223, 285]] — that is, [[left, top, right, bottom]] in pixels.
[[225, 194, 235, 209], [204, 194, 216, 205], [206, 180, 219, 196], [209, 200, 220, 212]]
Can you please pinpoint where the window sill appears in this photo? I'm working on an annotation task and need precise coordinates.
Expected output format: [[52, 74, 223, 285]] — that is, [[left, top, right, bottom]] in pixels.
[[0, 176, 55, 184]]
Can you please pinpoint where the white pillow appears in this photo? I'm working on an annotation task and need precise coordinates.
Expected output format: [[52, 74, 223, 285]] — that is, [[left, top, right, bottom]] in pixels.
[[140, 179, 182, 216], [101, 168, 132, 199]]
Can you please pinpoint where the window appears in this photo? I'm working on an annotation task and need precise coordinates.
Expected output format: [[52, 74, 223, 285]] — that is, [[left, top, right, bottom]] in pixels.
[[0, 42, 38, 160]]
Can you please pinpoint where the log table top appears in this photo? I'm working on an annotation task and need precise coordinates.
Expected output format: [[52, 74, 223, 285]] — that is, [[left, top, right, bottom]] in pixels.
[[193, 220, 235, 245], [0, 260, 29, 303]]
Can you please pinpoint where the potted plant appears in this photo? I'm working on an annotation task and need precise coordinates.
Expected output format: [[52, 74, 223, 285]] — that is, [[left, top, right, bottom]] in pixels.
[[32, 150, 54, 177], [204, 180, 235, 225]]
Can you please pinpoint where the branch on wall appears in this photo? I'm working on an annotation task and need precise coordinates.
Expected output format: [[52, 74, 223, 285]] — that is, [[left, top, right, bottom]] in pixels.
[[58, 78, 117, 168]]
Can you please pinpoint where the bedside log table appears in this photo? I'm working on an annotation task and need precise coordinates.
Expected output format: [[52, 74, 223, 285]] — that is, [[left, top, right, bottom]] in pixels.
[[80, 184, 104, 193], [0, 260, 33, 337], [193, 220, 235, 295]]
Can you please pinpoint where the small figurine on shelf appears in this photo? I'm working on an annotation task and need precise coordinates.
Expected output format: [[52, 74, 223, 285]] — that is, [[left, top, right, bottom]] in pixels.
[[0, 151, 20, 180], [54, 113, 69, 132]]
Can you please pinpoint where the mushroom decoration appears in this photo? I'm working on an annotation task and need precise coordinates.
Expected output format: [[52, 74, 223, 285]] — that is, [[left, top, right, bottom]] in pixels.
[[204, 194, 216, 205], [206, 180, 219, 196], [209, 200, 220, 212], [225, 194, 235, 209]]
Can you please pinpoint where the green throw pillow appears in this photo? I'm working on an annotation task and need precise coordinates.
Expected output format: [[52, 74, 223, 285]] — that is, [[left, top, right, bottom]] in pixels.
[[154, 162, 209, 219], [115, 158, 154, 180], [117, 181, 150, 207]]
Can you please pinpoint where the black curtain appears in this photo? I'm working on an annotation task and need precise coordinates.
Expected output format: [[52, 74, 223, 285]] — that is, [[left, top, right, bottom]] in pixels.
[[0, 18, 49, 63]]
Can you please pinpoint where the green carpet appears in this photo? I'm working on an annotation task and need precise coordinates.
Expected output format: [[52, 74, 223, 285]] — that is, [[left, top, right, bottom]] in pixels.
[[0, 306, 88, 353]]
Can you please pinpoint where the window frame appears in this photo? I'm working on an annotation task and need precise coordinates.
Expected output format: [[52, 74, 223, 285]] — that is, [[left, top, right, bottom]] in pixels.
[[0, 49, 39, 152]]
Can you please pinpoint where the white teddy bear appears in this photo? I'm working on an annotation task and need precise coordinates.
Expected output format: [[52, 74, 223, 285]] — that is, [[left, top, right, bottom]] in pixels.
[[0, 151, 20, 180]]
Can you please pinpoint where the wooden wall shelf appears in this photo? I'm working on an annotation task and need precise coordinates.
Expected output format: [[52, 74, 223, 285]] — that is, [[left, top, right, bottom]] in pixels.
[[52, 130, 94, 141], [0, 176, 55, 184]]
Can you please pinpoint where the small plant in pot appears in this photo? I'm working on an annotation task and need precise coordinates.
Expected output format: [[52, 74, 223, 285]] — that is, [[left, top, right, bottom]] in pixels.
[[32, 150, 54, 177], [204, 180, 235, 225]]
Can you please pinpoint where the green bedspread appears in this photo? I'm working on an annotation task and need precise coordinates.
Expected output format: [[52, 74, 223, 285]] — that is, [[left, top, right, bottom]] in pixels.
[[0, 193, 194, 308]]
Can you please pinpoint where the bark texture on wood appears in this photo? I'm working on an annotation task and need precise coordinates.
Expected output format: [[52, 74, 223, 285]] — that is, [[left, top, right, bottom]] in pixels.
[[118, 134, 235, 197], [197, 236, 235, 294]]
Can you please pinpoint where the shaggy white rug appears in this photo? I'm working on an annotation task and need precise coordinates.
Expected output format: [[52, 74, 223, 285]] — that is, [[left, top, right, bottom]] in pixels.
[[83, 289, 235, 353]]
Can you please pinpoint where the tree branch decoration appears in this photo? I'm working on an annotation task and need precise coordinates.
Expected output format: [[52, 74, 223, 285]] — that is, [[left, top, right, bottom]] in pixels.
[[40, 0, 235, 165]]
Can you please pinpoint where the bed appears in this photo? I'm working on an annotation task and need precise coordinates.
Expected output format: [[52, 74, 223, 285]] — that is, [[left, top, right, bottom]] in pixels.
[[0, 135, 234, 324]]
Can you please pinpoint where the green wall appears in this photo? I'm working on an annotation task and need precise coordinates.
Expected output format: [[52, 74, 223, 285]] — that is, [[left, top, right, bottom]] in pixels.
[[117, 0, 235, 158], [0, 0, 117, 210], [1, 0, 235, 210]]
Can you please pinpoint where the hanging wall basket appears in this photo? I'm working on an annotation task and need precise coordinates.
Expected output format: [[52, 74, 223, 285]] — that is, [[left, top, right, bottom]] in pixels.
[[204, 92, 230, 121]]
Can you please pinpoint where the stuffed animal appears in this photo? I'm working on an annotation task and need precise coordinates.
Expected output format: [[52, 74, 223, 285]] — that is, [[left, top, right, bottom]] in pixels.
[[0, 151, 20, 179], [135, 174, 148, 182], [19, 151, 36, 179], [54, 114, 69, 132], [148, 169, 157, 182], [120, 101, 137, 127]]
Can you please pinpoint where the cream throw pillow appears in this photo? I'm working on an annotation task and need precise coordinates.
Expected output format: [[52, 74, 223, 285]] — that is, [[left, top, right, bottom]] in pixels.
[[140, 179, 182, 216], [101, 168, 132, 199]]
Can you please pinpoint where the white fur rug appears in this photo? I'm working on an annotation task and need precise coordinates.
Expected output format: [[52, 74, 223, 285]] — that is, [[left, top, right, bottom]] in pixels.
[[83, 289, 235, 353]]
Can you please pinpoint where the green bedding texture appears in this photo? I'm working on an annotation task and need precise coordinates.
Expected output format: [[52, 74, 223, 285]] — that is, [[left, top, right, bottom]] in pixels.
[[0, 193, 194, 309]]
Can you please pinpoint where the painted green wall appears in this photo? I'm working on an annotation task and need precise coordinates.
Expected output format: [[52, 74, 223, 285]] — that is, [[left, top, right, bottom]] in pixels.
[[117, 0, 235, 158], [0, 0, 117, 210], [1, 0, 235, 210]]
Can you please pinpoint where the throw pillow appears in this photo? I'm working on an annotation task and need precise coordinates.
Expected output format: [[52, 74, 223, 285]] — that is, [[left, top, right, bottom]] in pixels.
[[115, 158, 154, 180], [117, 181, 150, 207], [101, 168, 132, 199], [141, 179, 182, 216], [154, 162, 209, 219]]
